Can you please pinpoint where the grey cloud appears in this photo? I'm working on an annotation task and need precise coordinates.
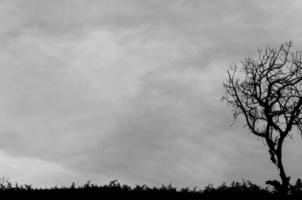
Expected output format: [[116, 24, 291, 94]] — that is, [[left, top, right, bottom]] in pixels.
[[0, 0, 302, 187]]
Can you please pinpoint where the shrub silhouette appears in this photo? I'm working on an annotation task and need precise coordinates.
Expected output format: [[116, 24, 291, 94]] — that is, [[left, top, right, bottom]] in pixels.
[[0, 178, 302, 199]]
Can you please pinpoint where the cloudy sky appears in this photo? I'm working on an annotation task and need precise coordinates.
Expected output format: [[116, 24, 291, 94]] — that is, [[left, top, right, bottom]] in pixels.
[[0, 0, 302, 188]]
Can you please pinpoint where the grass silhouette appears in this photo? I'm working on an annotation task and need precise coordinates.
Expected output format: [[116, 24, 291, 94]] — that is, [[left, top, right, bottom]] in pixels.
[[1, 178, 302, 199]]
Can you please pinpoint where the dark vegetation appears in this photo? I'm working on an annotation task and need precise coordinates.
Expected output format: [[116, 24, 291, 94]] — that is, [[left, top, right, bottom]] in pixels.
[[1, 178, 302, 199]]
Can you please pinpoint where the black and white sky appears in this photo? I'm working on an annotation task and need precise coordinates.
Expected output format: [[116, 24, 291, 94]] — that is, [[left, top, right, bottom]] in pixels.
[[0, 0, 302, 188]]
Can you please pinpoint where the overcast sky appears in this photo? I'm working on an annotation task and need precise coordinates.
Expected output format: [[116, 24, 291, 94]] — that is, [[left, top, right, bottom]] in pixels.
[[0, 0, 302, 188]]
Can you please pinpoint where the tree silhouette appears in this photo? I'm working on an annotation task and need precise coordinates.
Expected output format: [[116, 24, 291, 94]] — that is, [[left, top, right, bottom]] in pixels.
[[222, 42, 302, 194]]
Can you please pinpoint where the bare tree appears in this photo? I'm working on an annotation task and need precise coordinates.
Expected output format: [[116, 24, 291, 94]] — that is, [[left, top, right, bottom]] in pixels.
[[222, 42, 302, 194]]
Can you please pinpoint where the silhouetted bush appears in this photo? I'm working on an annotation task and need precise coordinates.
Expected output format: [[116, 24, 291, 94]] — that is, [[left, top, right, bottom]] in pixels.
[[0, 178, 302, 199]]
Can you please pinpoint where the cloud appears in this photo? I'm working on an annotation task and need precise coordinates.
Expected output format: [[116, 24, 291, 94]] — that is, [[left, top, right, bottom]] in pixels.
[[0, 150, 113, 187], [0, 0, 302, 188]]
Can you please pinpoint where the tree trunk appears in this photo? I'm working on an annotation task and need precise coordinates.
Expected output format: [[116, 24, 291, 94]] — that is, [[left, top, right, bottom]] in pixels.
[[276, 146, 290, 195]]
